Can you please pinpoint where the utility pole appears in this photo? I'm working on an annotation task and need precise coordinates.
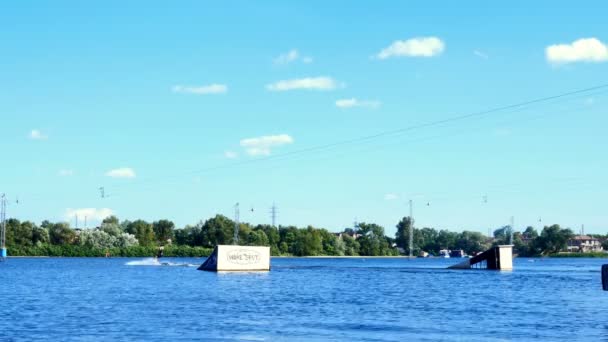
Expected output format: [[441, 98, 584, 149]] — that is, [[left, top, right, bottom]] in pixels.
[[409, 199, 413, 258], [509, 216, 514, 245], [270, 203, 277, 227], [1, 194, 7, 259], [84, 216, 87, 229], [233, 203, 240, 245], [75, 214, 79, 229]]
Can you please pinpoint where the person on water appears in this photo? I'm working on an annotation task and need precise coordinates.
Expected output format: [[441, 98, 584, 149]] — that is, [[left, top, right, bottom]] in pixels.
[[156, 246, 164, 259]]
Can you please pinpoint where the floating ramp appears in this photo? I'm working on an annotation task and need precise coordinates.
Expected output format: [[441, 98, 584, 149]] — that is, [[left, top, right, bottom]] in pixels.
[[198, 245, 270, 272], [448, 245, 513, 270]]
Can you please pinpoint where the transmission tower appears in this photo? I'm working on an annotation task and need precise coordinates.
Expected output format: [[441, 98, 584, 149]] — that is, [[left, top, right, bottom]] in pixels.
[[509, 216, 515, 245], [233, 203, 240, 245], [409, 199, 414, 258], [270, 203, 278, 227]]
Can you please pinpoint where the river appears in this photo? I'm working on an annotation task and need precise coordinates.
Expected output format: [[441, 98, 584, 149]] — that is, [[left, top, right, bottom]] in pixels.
[[1, 257, 607, 341]]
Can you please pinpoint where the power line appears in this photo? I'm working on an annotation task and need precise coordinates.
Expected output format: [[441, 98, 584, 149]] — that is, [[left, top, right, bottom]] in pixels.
[[102, 83, 608, 197], [233, 203, 240, 245]]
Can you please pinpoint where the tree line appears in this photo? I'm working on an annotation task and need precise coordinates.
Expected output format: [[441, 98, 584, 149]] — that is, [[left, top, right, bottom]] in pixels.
[[2, 214, 600, 257]]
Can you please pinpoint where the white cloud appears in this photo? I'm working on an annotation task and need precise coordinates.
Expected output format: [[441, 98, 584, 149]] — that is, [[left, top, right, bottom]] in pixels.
[[105, 167, 136, 178], [335, 98, 381, 109], [58, 169, 74, 177], [240, 134, 294, 156], [29, 129, 47, 140], [172, 84, 228, 95], [224, 150, 239, 159], [266, 77, 340, 91], [546, 38, 608, 64], [273, 49, 313, 65], [65, 208, 113, 221], [376, 37, 445, 59], [474, 50, 489, 59], [384, 193, 399, 201]]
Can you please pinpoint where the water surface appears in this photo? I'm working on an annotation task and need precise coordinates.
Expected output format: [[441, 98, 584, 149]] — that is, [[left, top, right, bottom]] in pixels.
[[1, 257, 607, 341]]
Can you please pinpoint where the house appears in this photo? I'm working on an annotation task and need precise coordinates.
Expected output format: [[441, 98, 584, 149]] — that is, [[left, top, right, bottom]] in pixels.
[[334, 232, 362, 240], [567, 235, 604, 253]]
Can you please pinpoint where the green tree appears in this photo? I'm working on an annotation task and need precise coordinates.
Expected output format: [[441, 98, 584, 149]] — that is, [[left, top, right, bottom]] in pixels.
[[358, 223, 394, 256], [101, 222, 122, 237], [454, 231, 489, 255], [342, 234, 360, 256], [200, 215, 234, 247], [289, 226, 324, 256], [436, 229, 458, 251], [246, 230, 269, 246], [102, 216, 120, 225], [153, 219, 175, 244], [48, 222, 76, 245], [32, 227, 50, 245], [533, 225, 574, 255], [522, 226, 539, 240], [318, 229, 340, 256], [78, 230, 116, 249], [279, 226, 299, 254], [395, 216, 413, 253], [115, 233, 139, 248], [6, 219, 35, 247], [126, 220, 155, 246]]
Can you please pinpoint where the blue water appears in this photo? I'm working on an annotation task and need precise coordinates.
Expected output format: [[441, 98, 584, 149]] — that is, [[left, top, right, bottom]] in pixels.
[[1, 257, 608, 341]]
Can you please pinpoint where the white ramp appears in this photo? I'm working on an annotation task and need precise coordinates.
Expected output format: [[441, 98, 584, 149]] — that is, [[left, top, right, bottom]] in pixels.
[[198, 245, 270, 272]]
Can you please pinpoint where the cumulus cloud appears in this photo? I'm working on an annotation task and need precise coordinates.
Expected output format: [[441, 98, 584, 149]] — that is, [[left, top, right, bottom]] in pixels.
[[172, 84, 228, 95], [29, 129, 47, 140], [224, 150, 239, 159], [384, 193, 399, 201], [335, 98, 381, 109], [105, 167, 136, 178], [266, 77, 341, 91], [474, 50, 489, 59], [240, 134, 294, 156], [376, 37, 445, 59], [65, 208, 113, 221], [58, 169, 74, 177], [273, 49, 313, 65], [546, 38, 608, 64]]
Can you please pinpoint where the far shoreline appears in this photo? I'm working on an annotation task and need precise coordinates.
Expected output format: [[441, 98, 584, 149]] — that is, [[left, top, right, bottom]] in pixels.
[[5, 254, 608, 259]]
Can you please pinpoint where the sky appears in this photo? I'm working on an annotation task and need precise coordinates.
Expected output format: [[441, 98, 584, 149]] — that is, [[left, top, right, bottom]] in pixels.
[[1, 0, 607, 236]]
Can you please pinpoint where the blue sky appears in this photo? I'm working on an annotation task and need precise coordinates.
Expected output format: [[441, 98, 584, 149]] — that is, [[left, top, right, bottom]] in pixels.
[[1, 0, 607, 235]]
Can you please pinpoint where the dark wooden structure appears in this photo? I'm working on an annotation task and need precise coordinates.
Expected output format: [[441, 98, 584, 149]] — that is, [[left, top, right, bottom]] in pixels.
[[467, 245, 513, 270]]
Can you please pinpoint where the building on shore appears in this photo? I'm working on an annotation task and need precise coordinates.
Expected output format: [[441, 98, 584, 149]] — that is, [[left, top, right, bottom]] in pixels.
[[567, 235, 604, 253], [334, 232, 363, 240]]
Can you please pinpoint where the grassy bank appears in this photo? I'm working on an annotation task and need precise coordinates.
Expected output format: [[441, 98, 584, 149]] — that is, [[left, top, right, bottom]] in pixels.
[[7, 245, 213, 257], [550, 252, 608, 258]]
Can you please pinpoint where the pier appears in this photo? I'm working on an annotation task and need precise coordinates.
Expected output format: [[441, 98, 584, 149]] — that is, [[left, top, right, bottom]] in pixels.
[[448, 245, 514, 270]]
